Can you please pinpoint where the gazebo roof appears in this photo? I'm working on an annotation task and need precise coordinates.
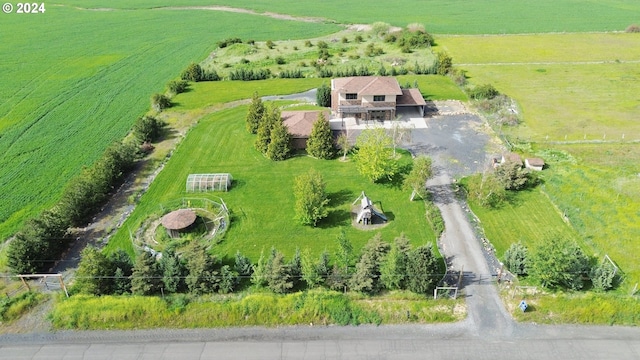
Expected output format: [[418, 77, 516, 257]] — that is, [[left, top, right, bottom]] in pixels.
[[161, 209, 197, 230]]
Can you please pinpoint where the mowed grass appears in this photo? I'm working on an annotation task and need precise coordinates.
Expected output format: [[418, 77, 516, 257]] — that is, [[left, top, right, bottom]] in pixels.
[[108, 105, 436, 260], [468, 188, 581, 258], [437, 33, 640, 141], [0, 6, 339, 240], [59, 0, 640, 34]]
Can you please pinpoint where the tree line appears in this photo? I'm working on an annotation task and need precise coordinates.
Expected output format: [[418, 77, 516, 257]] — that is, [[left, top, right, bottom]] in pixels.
[[72, 231, 442, 297], [7, 115, 166, 274]]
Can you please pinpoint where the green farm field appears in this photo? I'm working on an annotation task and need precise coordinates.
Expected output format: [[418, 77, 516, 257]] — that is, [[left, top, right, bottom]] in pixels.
[[0, 5, 339, 240], [438, 33, 640, 141], [58, 0, 640, 34]]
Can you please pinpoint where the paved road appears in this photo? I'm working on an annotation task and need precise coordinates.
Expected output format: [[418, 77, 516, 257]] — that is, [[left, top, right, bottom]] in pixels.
[[1, 324, 639, 359]]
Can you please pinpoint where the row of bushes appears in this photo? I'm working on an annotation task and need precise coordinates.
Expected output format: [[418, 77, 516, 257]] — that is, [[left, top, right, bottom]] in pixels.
[[73, 232, 442, 298], [8, 115, 166, 274], [504, 239, 620, 291]]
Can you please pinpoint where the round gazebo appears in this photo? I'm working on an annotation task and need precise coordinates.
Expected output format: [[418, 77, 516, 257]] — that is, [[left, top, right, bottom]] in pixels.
[[161, 209, 197, 238]]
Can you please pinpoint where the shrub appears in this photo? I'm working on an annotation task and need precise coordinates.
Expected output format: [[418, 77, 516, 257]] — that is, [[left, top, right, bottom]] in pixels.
[[266, 40, 275, 49], [625, 24, 640, 33], [133, 115, 165, 143], [304, 40, 313, 47], [217, 37, 242, 48], [469, 84, 499, 100], [590, 261, 618, 292], [167, 80, 188, 95], [180, 63, 204, 82], [151, 93, 171, 112], [504, 242, 528, 276], [528, 239, 591, 290], [355, 35, 364, 43], [436, 52, 452, 75]]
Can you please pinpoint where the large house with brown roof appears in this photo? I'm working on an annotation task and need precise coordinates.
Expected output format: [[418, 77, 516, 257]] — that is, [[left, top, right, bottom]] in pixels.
[[331, 76, 427, 121], [282, 110, 330, 149]]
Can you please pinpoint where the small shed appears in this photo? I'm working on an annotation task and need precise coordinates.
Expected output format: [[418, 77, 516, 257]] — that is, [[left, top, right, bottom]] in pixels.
[[161, 209, 197, 238], [186, 173, 232, 192], [525, 158, 545, 171]]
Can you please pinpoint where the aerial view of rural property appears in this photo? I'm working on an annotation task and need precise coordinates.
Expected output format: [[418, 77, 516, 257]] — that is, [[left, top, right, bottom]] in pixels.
[[1, 1, 639, 358]]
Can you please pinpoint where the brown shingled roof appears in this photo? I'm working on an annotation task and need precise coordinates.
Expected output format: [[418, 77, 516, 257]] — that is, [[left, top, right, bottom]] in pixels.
[[281, 110, 330, 138], [397, 89, 427, 106], [161, 209, 196, 230], [333, 76, 402, 96]]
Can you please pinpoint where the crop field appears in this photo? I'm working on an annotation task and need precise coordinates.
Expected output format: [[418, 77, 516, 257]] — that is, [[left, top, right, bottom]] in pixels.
[[107, 104, 436, 261], [58, 0, 640, 34], [438, 33, 640, 141], [0, 5, 339, 240]]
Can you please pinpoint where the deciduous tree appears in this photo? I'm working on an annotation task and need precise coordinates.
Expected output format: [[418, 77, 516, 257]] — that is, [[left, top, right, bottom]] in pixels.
[[294, 169, 329, 226], [354, 128, 397, 182], [403, 155, 433, 201], [528, 239, 591, 290]]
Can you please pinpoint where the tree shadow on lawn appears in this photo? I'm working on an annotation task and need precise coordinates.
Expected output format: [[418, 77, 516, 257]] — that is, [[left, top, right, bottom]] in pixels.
[[377, 162, 412, 189], [327, 189, 354, 207], [317, 209, 351, 229]]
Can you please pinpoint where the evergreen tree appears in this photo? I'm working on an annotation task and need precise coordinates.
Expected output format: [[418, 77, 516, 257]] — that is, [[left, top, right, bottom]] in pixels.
[[113, 267, 130, 295], [131, 251, 161, 296], [380, 234, 412, 290], [234, 250, 253, 277], [289, 247, 302, 288], [301, 249, 322, 289], [503, 242, 529, 276], [160, 249, 185, 293], [74, 246, 114, 295], [250, 250, 268, 287], [109, 249, 133, 295], [406, 244, 439, 294], [316, 83, 331, 107], [246, 92, 265, 134], [255, 105, 279, 154], [185, 243, 220, 294], [306, 113, 334, 159], [218, 265, 239, 294], [349, 234, 390, 294], [266, 250, 293, 293], [266, 118, 290, 161]]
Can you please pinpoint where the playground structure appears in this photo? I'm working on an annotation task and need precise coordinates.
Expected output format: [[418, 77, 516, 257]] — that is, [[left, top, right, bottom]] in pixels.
[[352, 191, 387, 225]]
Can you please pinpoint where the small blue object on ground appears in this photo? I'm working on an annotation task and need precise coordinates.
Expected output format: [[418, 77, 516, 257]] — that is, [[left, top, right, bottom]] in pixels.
[[519, 300, 528, 312]]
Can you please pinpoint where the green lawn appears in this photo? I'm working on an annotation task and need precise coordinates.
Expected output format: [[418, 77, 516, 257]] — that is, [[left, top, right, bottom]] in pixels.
[[468, 188, 581, 258], [0, 5, 339, 240], [108, 105, 436, 261], [58, 0, 640, 34]]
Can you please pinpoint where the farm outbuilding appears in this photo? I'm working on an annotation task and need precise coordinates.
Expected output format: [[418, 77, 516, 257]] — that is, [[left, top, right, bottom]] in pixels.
[[186, 173, 232, 192], [161, 209, 197, 238]]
